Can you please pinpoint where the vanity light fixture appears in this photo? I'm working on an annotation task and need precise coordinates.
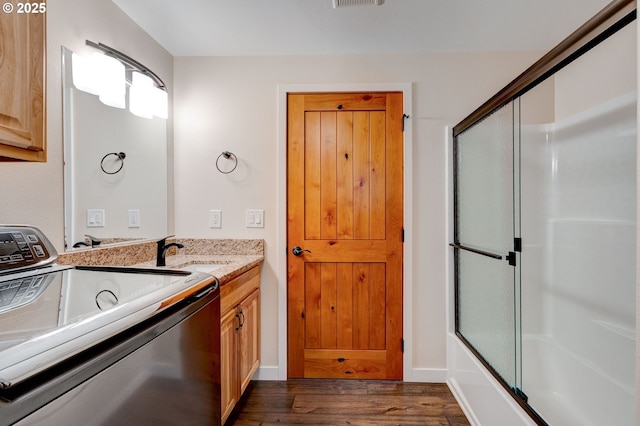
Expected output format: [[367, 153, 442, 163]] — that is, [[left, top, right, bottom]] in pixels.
[[130, 72, 154, 119], [71, 40, 168, 119], [95, 53, 126, 109]]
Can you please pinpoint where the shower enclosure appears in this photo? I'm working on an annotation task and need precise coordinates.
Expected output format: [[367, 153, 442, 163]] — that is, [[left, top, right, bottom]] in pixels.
[[451, 1, 636, 424]]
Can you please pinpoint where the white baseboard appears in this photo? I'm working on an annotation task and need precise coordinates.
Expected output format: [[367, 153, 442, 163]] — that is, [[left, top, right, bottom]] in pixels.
[[254, 365, 281, 381], [404, 367, 448, 383]]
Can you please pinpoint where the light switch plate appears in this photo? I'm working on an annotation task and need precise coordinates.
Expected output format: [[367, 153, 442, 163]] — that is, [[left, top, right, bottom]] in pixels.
[[87, 209, 105, 227], [246, 209, 264, 228], [209, 210, 222, 228], [128, 210, 140, 228]]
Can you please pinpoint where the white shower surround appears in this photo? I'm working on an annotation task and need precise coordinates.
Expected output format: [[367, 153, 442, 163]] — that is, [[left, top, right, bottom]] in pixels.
[[520, 92, 636, 425], [447, 92, 637, 425]]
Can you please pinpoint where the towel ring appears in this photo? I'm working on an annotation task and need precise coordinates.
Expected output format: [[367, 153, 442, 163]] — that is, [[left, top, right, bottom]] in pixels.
[[101, 152, 126, 174], [95, 289, 118, 310], [216, 151, 238, 174]]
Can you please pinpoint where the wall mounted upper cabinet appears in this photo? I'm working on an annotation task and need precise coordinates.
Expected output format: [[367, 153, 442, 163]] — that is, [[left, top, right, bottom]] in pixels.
[[0, 10, 46, 161]]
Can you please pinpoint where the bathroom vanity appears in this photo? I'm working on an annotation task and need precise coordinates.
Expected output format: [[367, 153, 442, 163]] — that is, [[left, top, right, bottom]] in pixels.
[[218, 264, 260, 423], [57, 238, 264, 424]]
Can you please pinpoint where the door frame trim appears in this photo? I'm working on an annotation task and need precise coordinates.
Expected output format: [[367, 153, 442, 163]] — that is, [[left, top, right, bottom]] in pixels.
[[275, 83, 413, 380]]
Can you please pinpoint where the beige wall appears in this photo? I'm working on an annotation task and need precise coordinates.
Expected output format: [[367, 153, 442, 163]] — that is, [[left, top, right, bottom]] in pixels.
[[173, 51, 541, 374], [0, 0, 173, 251]]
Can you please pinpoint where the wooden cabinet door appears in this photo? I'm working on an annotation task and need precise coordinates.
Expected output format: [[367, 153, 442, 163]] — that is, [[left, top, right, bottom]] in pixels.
[[220, 308, 239, 423], [0, 11, 46, 161], [238, 289, 260, 395]]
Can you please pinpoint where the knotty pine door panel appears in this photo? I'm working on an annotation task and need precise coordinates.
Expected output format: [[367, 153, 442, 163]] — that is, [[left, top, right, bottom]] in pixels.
[[287, 93, 403, 380]]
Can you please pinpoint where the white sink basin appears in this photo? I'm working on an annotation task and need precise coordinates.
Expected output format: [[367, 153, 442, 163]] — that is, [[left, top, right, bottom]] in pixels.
[[181, 264, 225, 273]]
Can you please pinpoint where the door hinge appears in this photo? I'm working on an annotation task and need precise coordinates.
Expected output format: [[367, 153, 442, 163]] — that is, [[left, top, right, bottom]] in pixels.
[[514, 237, 522, 252], [401, 228, 405, 242], [401, 338, 404, 353], [402, 114, 410, 132]]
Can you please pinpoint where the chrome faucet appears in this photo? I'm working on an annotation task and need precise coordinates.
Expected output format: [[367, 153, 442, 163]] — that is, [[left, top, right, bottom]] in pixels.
[[156, 236, 184, 266]]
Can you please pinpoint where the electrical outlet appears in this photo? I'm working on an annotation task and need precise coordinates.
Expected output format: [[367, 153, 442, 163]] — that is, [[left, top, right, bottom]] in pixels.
[[128, 210, 140, 228], [209, 210, 222, 228]]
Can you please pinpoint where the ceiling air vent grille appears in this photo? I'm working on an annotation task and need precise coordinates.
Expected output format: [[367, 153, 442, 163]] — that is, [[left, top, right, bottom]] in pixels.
[[332, 0, 384, 8]]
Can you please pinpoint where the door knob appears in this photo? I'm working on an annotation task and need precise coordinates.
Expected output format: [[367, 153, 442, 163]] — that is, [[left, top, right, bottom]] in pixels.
[[292, 246, 311, 256]]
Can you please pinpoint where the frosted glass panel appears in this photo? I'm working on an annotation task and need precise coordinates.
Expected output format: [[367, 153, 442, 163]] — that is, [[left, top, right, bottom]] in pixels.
[[457, 250, 516, 386], [454, 101, 517, 388], [456, 102, 514, 254]]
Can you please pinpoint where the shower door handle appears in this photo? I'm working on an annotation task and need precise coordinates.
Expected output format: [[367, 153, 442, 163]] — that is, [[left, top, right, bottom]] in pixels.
[[449, 243, 503, 260]]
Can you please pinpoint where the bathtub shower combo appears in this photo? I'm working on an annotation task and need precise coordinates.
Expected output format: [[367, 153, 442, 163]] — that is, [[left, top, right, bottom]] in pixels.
[[450, 1, 636, 425]]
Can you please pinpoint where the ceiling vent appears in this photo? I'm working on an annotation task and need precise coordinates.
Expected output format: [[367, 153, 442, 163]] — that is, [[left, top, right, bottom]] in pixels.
[[332, 0, 384, 8]]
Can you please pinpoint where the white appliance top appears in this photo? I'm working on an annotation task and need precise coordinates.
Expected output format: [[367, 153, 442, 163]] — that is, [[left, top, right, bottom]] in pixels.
[[0, 225, 216, 389]]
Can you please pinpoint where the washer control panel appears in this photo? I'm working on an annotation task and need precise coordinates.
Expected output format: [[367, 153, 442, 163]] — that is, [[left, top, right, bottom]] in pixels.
[[0, 226, 57, 273]]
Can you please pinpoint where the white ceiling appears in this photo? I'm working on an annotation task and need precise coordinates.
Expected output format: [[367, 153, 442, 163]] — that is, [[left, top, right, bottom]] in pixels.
[[112, 0, 613, 56]]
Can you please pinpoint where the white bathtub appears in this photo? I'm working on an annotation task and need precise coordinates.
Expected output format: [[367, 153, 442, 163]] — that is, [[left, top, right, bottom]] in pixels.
[[522, 334, 635, 425], [446, 333, 536, 426]]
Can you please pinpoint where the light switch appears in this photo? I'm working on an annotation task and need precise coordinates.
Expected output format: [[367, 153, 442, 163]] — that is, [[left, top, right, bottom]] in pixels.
[[246, 209, 264, 228], [209, 210, 222, 228], [87, 209, 105, 227], [128, 210, 140, 228]]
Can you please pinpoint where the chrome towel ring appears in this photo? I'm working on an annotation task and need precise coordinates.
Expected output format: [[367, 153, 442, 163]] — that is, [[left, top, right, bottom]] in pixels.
[[216, 151, 238, 174]]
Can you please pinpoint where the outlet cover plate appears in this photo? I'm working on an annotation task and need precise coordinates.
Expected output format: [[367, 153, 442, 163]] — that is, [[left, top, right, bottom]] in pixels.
[[246, 209, 264, 228], [87, 209, 105, 227], [128, 210, 140, 228], [209, 210, 222, 228]]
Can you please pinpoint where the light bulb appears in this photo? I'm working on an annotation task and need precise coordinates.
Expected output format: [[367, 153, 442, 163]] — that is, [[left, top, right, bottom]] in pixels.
[[95, 53, 126, 109], [152, 87, 168, 119], [130, 72, 154, 118], [71, 53, 100, 95]]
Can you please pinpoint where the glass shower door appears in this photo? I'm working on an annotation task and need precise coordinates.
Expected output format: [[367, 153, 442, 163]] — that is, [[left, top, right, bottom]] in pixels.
[[453, 100, 521, 391]]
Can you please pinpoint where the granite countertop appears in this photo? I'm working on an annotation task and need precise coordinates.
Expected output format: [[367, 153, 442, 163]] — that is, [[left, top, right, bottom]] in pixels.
[[58, 238, 264, 285], [135, 254, 263, 284]]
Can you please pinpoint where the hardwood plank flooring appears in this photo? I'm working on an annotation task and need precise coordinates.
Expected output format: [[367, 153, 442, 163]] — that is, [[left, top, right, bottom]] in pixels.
[[226, 380, 470, 425]]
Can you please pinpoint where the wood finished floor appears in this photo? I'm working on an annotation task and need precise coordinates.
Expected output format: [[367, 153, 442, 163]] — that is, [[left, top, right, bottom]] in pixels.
[[226, 380, 470, 425]]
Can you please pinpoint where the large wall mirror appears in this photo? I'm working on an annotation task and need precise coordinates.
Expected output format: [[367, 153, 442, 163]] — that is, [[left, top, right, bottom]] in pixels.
[[62, 47, 168, 250]]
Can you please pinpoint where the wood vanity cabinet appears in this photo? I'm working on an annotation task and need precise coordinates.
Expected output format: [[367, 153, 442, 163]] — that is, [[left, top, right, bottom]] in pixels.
[[220, 265, 260, 423], [0, 10, 46, 161]]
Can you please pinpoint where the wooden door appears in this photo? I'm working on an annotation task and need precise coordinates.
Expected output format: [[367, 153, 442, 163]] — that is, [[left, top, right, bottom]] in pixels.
[[287, 92, 404, 379]]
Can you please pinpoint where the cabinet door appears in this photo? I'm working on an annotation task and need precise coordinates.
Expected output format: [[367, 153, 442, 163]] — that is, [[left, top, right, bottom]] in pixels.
[[238, 289, 260, 394], [220, 308, 239, 423], [0, 11, 46, 161]]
